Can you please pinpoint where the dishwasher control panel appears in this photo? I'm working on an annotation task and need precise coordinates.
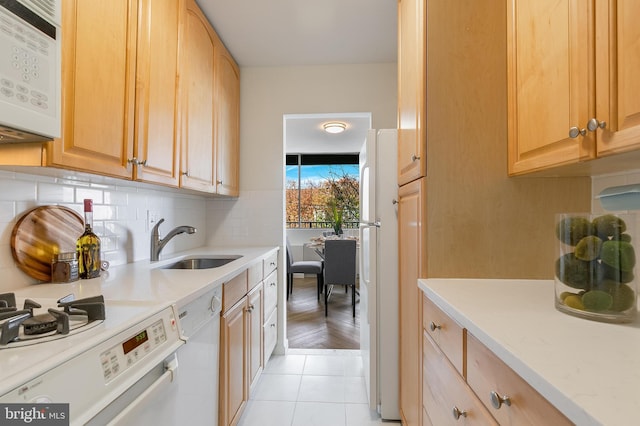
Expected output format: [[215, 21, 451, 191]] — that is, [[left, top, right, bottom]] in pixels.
[[100, 319, 167, 383]]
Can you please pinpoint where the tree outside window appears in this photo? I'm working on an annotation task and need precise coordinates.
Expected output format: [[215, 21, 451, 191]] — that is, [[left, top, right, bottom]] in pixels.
[[286, 154, 359, 230]]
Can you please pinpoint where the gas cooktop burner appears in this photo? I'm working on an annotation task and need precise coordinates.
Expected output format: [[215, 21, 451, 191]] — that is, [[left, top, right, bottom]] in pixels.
[[0, 292, 106, 347]]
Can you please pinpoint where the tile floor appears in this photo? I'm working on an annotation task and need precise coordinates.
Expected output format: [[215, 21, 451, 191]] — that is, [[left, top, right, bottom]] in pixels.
[[238, 349, 398, 426]]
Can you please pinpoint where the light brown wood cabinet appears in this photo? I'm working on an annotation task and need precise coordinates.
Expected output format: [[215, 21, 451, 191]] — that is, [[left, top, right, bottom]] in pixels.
[[423, 332, 497, 425], [181, 0, 216, 193], [397, 0, 426, 186], [219, 250, 279, 426], [47, 0, 180, 185], [508, 0, 640, 176], [466, 333, 572, 426], [181, 0, 240, 195], [213, 39, 240, 197], [219, 270, 264, 426], [398, 177, 427, 426], [1, 0, 240, 196], [421, 293, 572, 426]]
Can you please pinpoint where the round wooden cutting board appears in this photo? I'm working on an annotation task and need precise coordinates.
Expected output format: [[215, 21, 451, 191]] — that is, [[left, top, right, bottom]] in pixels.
[[11, 205, 85, 282]]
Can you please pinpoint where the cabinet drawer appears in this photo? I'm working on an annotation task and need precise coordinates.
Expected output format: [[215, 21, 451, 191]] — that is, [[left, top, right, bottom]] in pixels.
[[223, 270, 248, 313], [422, 294, 464, 375], [263, 308, 277, 362], [423, 332, 497, 425], [263, 269, 278, 318], [248, 261, 263, 291], [466, 333, 572, 426], [263, 251, 278, 277]]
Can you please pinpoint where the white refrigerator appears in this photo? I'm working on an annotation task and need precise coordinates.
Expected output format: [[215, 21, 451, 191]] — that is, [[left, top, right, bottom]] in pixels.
[[359, 129, 399, 420]]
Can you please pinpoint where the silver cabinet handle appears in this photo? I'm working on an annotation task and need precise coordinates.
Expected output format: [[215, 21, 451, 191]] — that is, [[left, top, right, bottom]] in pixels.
[[127, 158, 147, 166], [392, 199, 398, 205], [216, 180, 223, 185], [247, 304, 255, 313], [568, 127, 586, 138], [587, 118, 607, 132], [452, 406, 467, 420], [490, 391, 511, 409], [429, 321, 441, 331], [411, 154, 421, 162], [181, 171, 189, 177]]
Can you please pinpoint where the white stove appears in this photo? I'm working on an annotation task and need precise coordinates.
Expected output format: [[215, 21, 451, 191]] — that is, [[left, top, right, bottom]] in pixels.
[[0, 284, 183, 425]]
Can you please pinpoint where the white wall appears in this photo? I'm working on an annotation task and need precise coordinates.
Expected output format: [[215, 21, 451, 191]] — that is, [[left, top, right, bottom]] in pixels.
[[0, 169, 207, 292], [205, 63, 397, 248]]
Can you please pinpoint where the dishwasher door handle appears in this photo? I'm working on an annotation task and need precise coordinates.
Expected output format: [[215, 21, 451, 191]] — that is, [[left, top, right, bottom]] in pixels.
[[107, 354, 179, 426]]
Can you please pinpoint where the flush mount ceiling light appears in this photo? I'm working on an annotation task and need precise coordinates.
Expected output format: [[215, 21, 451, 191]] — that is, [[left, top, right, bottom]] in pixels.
[[323, 122, 346, 134]]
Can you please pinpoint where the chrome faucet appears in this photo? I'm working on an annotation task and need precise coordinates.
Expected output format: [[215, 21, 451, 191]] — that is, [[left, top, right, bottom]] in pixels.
[[150, 218, 197, 261]]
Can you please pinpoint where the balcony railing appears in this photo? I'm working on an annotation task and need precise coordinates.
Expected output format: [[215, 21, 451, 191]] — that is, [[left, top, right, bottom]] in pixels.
[[286, 221, 359, 229]]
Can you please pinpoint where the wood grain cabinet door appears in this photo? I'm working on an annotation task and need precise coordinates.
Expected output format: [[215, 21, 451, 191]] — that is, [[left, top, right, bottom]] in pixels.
[[466, 333, 572, 426], [595, 0, 640, 156], [397, 0, 426, 185], [50, 0, 137, 178], [423, 333, 498, 426], [133, 0, 181, 186], [398, 177, 427, 426], [180, 0, 216, 192], [220, 298, 247, 426], [507, 0, 594, 175], [247, 283, 264, 394], [213, 40, 240, 197]]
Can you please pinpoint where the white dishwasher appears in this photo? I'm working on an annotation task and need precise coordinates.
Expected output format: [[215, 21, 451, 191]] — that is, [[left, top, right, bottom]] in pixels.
[[174, 285, 222, 425], [114, 285, 223, 425]]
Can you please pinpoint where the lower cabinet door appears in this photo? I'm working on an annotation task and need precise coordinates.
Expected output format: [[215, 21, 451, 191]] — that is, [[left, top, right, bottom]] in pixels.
[[422, 333, 497, 425], [247, 284, 263, 393], [220, 297, 246, 426], [466, 333, 572, 426], [263, 308, 277, 362]]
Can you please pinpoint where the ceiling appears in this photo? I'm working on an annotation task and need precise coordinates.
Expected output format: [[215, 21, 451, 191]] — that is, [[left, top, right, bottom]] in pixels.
[[195, 0, 397, 154], [285, 113, 371, 154]]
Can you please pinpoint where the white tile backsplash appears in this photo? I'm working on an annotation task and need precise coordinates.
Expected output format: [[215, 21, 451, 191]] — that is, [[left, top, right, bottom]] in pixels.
[[0, 170, 209, 291]]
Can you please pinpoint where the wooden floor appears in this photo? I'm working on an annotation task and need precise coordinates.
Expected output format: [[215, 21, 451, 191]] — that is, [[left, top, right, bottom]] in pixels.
[[286, 276, 360, 349]]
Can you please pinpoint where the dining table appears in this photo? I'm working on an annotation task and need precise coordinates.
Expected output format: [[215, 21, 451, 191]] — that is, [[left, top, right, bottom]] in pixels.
[[305, 235, 360, 259]]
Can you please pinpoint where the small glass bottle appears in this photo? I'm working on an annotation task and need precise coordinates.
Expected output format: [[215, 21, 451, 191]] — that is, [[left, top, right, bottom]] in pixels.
[[51, 252, 79, 283], [77, 199, 101, 279]]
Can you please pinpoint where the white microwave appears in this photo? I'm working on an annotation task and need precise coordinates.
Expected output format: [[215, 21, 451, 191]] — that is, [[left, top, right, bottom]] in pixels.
[[0, 0, 60, 143]]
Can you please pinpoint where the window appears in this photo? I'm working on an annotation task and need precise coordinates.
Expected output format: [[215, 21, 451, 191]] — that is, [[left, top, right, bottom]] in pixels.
[[286, 154, 359, 229]]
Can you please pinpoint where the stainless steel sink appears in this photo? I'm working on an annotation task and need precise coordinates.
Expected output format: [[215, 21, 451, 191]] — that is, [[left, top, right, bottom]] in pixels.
[[162, 255, 242, 270]]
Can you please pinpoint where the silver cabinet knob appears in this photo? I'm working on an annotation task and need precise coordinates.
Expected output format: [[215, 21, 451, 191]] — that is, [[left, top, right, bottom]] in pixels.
[[587, 118, 607, 132], [452, 406, 467, 420], [411, 154, 421, 162], [216, 180, 223, 185], [181, 171, 189, 177], [568, 127, 586, 138], [429, 321, 441, 331], [392, 199, 398, 205], [490, 391, 511, 409]]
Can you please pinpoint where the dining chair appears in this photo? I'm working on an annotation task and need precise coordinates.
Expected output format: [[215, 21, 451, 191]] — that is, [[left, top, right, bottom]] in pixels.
[[286, 238, 324, 300], [323, 239, 357, 317]]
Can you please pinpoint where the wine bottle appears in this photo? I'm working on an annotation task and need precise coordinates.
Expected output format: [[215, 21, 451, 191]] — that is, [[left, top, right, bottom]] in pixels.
[[77, 199, 101, 279]]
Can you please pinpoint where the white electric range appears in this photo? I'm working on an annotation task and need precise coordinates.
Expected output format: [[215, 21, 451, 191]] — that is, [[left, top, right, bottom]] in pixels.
[[0, 280, 183, 425]]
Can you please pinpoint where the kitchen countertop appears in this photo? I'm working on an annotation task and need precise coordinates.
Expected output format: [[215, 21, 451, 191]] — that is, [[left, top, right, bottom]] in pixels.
[[0, 245, 278, 396], [419, 278, 640, 426], [12, 246, 279, 304]]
